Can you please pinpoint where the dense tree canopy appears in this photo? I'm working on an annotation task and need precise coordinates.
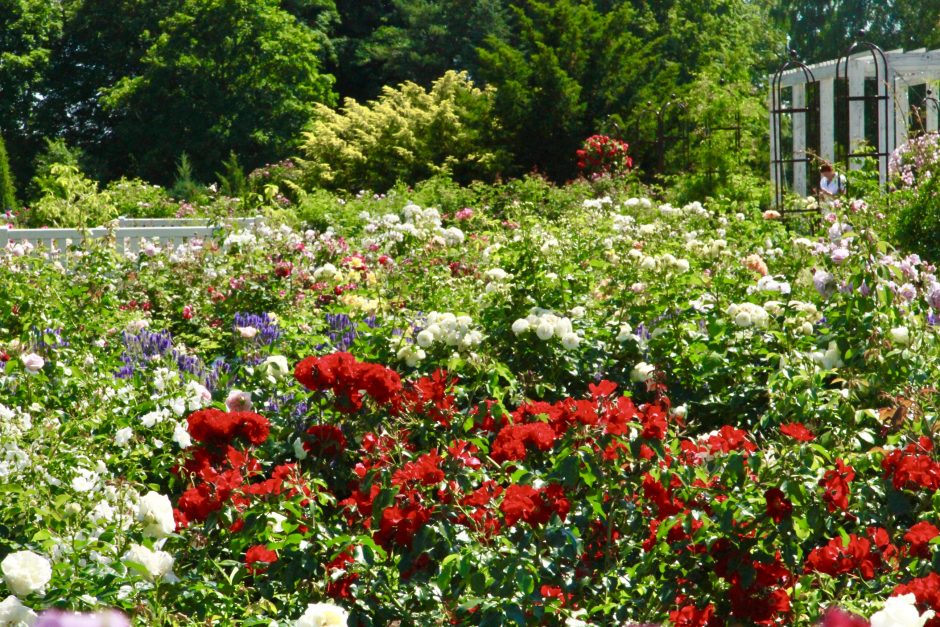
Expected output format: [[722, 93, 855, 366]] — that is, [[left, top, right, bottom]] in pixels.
[[477, 0, 781, 180], [0, 0, 63, 183], [100, 0, 336, 183], [0, 0, 937, 193], [772, 0, 940, 64]]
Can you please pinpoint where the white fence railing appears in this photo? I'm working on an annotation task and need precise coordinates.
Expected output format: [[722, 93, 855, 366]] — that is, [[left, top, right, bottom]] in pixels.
[[3, 216, 262, 256]]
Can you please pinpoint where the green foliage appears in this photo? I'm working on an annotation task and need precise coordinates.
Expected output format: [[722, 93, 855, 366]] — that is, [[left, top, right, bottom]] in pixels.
[[216, 151, 249, 199], [478, 0, 782, 182], [0, 133, 16, 211], [894, 183, 940, 264], [105, 178, 177, 218], [0, 0, 63, 182], [169, 154, 206, 203], [25, 163, 117, 227], [99, 0, 336, 183], [301, 70, 507, 192], [28, 138, 87, 201], [332, 0, 510, 101], [34, 0, 180, 182], [772, 0, 940, 64]]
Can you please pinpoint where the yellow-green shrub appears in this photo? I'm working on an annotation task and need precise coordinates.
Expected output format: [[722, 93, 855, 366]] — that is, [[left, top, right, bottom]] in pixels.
[[301, 70, 507, 192]]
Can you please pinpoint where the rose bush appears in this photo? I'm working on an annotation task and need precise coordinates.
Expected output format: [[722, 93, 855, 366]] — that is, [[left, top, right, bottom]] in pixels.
[[1, 177, 940, 624]]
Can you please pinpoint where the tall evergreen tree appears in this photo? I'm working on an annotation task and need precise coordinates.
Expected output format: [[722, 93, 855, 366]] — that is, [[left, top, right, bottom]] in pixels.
[[0, 134, 16, 212], [0, 0, 63, 185]]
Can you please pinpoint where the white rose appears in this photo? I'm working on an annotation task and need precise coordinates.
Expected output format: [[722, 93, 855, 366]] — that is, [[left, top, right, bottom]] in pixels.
[[616, 324, 634, 343], [225, 389, 252, 412], [734, 311, 752, 328], [416, 329, 435, 348], [396, 345, 425, 368], [535, 321, 555, 340], [870, 594, 934, 627], [889, 326, 911, 346], [114, 427, 133, 447], [137, 492, 176, 538], [172, 423, 192, 449], [484, 268, 508, 282], [630, 362, 655, 383], [20, 354, 43, 375], [124, 544, 175, 581], [295, 603, 349, 627], [0, 595, 37, 626], [1, 551, 51, 597], [511, 319, 530, 335], [293, 437, 308, 461], [262, 355, 290, 379], [560, 333, 580, 350]]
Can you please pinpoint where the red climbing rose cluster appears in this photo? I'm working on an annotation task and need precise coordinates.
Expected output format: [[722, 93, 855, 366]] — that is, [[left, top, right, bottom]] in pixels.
[[576, 134, 633, 179]]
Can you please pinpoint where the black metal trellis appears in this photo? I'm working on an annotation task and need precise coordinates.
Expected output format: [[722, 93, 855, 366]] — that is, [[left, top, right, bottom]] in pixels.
[[771, 50, 818, 212], [911, 89, 940, 137], [702, 79, 744, 184], [656, 96, 690, 174], [835, 32, 895, 182]]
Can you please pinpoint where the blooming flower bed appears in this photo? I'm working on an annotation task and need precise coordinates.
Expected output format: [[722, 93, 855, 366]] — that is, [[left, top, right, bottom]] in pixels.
[[2, 184, 940, 625]]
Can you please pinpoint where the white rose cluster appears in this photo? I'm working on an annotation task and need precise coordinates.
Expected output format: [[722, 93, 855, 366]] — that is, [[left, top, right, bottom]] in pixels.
[[726, 302, 770, 329], [751, 275, 791, 295], [483, 268, 511, 293], [136, 492, 176, 538], [870, 593, 934, 627], [762, 300, 821, 336], [627, 250, 691, 274], [396, 344, 426, 368], [360, 203, 465, 250], [582, 196, 613, 210], [808, 341, 843, 370], [623, 197, 654, 210], [511, 308, 581, 350], [0, 595, 36, 625], [890, 325, 911, 346], [414, 312, 483, 351], [1, 551, 51, 597], [295, 602, 349, 627], [631, 361, 656, 382], [124, 544, 175, 582]]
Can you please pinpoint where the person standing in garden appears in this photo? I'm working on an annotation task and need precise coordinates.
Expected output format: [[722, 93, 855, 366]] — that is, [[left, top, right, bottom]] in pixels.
[[818, 162, 846, 199]]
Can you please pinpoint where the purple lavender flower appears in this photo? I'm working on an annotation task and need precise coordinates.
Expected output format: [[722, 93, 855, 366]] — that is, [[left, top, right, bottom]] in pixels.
[[233, 312, 281, 346]]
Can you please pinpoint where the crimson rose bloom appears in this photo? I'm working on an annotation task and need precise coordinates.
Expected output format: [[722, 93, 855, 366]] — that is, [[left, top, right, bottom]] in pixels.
[[820, 458, 854, 513], [905, 521, 940, 558], [245, 544, 278, 574], [780, 422, 816, 442], [764, 487, 793, 523]]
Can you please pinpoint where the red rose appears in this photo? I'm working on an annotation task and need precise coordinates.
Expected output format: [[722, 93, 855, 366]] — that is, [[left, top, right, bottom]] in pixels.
[[765, 487, 793, 523], [905, 521, 940, 558], [780, 422, 816, 442], [245, 544, 278, 574]]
